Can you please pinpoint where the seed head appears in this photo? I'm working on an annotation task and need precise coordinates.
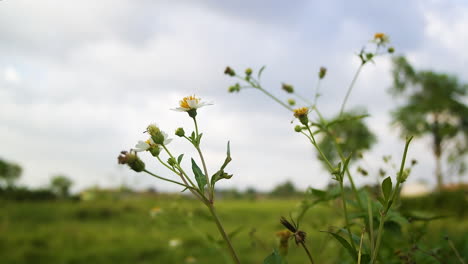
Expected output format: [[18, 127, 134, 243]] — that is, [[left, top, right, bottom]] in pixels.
[[282, 83, 294, 93], [224, 66, 236, 77]]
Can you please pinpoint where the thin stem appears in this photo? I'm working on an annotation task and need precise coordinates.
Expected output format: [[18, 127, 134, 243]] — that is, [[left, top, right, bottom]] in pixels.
[[162, 144, 197, 189], [142, 169, 189, 189], [313, 79, 322, 106], [305, 125, 335, 170], [371, 137, 413, 263], [299, 241, 315, 264], [192, 117, 213, 201], [447, 238, 466, 264], [371, 211, 385, 264], [368, 194, 374, 255], [414, 245, 444, 264], [330, 135, 363, 209], [208, 204, 241, 264], [339, 180, 357, 251], [358, 229, 365, 264], [257, 86, 293, 111], [295, 92, 314, 106], [339, 63, 364, 116]]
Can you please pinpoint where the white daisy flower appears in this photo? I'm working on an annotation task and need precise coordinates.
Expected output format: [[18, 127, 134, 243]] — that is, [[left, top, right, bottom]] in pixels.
[[172, 95, 212, 112], [160, 131, 173, 145], [134, 138, 155, 152]]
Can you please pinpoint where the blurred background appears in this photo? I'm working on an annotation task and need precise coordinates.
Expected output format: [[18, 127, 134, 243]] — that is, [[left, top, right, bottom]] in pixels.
[[1, 1, 467, 263]]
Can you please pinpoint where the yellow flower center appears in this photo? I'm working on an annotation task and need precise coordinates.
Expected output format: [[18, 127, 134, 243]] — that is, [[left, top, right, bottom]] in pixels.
[[293, 107, 309, 118], [145, 139, 153, 146], [179, 95, 199, 109], [374, 33, 385, 40]]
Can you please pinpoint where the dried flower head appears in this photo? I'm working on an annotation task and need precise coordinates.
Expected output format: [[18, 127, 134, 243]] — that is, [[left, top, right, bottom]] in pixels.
[[224, 66, 236, 76], [280, 216, 306, 245], [117, 150, 145, 172]]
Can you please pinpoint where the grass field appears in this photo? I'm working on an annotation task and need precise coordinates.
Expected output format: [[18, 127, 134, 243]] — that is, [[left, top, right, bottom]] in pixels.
[[1, 194, 467, 264]]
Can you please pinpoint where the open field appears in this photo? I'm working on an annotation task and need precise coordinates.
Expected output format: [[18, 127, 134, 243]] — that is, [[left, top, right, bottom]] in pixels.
[[1, 194, 467, 264]]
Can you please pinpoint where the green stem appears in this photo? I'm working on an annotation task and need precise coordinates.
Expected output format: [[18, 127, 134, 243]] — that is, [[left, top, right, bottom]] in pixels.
[[192, 117, 213, 201], [299, 241, 315, 264], [257, 86, 293, 111], [371, 137, 413, 263], [142, 169, 189, 189], [305, 125, 334, 170], [295, 92, 314, 106], [358, 229, 365, 264], [162, 144, 198, 189], [313, 79, 322, 106], [447, 238, 466, 264], [371, 211, 386, 264], [339, 180, 357, 251], [368, 194, 374, 255], [339, 63, 364, 116], [208, 204, 241, 264]]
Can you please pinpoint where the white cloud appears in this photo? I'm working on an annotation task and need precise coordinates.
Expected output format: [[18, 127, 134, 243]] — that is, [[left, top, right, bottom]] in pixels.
[[4, 66, 20, 84], [0, 0, 466, 192]]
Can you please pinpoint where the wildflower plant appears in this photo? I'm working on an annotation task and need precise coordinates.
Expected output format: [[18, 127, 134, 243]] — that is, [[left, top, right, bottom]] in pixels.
[[118, 95, 240, 264], [116, 33, 464, 264], [225, 33, 420, 264]]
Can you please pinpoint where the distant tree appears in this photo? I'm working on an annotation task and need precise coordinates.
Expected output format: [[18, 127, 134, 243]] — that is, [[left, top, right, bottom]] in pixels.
[[317, 110, 376, 167], [50, 175, 73, 197], [271, 180, 297, 197], [390, 56, 468, 190], [0, 158, 22, 188]]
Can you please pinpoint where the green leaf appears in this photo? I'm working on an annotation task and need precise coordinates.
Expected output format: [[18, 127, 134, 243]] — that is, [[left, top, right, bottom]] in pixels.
[[227, 226, 243, 240], [258, 65, 266, 80], [191, 158, 206, 193], [177, 154, 184, 165], [226, 141, 231, 156], [381, 176, 392, 201], [342, 154, 352, 174], [323, 231, 357, 261], [263, 249, 286, 264], [197, 133, 203, 145], [211, 170, 233, 186], [360, 254, 371, 264]]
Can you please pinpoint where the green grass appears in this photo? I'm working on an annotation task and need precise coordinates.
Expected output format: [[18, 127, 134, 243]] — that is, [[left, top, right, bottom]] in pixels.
[[0, 194, 467, 264]]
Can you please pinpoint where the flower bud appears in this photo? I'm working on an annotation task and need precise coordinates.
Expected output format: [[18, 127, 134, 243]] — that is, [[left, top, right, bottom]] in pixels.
[[366, 53, 374, 60], [319, 67, 327, 79], [245, 68, 253, 76], [397, 168, 410, 183], [151, 131, 165, 145], [167, 157, 177, 166], [175, 127, 185, 137], [388, 47, 395, 53], [287, 98, 296, 106], [149, 145, 161, 157], [282, 83, 294, 93], [228, 83, 240, 93], [224, 66, 236, 77], [147, 124, 161, 137], [294, 125, 302, 132]]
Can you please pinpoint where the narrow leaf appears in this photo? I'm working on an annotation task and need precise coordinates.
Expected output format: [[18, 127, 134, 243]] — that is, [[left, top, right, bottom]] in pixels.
[[381, 176, 392, 201], [323, 231, 357, 261], [263, 249, 286, 264], [191, 158, 206, 193], [177, 154, 184, 165], [258, 65, 267, 80]]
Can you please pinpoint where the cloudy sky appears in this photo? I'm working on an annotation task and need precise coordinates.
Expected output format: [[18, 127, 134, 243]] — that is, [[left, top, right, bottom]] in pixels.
[[1, 0, 467, 192]]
